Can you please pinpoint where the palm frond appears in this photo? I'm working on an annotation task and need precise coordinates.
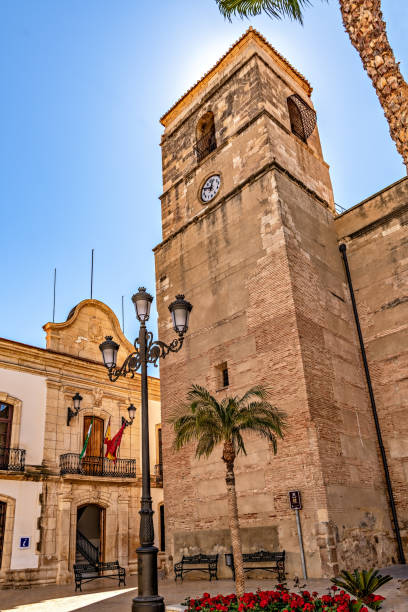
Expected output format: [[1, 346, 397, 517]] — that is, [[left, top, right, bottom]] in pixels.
[[331, 568, 392, 598], [195, 433, 218, 458], [237, 385, 272, 404], [216, 0, 311, 24], [172, 384, 286, 464]]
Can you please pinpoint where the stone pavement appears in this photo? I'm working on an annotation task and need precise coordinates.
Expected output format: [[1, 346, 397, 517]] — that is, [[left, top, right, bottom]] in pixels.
[[0, 566, 407, 612]]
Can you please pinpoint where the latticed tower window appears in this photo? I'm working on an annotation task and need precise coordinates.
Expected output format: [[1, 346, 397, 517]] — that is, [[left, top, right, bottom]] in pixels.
[[287, 94, 317, 142]]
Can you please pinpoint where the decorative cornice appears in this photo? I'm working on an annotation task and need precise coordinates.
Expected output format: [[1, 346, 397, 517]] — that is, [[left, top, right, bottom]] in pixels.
[[154, 159, 332, 253], [0, 337, 161, 401], [160, 27, 312, 128]]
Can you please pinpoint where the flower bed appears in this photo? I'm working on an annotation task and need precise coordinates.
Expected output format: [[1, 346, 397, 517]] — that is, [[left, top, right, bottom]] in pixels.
[[185, 586, 386, 612]]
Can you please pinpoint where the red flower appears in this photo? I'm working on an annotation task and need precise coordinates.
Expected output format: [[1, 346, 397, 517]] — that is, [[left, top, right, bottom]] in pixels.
[[360, 607, 368, 612], [372, 595, 385, 601], [312, 592, 318, 597], [302, 605, 313, 612]]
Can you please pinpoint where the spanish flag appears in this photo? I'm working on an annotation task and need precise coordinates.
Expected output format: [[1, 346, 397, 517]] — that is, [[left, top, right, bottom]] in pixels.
[[104, 418, 113, 460], [105, 422, 126, 463]]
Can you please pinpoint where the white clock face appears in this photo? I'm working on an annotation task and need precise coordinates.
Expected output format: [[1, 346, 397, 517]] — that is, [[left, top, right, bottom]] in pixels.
[[201, 174, 221, 203]]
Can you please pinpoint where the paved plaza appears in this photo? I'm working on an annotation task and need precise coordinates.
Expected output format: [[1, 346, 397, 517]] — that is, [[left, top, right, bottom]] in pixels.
[[0, 566, 407, 612]]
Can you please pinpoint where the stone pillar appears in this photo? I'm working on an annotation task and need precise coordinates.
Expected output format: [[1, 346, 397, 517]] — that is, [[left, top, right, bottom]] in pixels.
[[56, 486, 72, 584], [118, 492, 130, 569]]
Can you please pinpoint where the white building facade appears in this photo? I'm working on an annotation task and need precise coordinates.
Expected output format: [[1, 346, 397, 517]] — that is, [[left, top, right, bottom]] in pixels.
[[0, 299, 163, 587]]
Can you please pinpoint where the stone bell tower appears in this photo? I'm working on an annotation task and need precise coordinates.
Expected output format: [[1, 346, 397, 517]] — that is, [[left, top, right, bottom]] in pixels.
[[154, 28, 396, 577]]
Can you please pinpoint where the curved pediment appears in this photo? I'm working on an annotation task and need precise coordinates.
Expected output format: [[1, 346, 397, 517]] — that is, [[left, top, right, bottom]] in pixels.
[[43, 299, 134, 363]]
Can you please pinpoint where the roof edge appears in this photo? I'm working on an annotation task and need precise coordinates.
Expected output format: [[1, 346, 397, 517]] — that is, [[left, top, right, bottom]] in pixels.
[[160, 27, 312, 128]]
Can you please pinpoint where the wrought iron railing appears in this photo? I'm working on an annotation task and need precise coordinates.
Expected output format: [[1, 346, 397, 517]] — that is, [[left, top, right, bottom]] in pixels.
[[0, 447, 26, 471], [76, 528, 99, 565], [194, 131, 217, 163], [154, 462, 163, 486], [335, 202, 347, 215], [60, 453, 136, 478]]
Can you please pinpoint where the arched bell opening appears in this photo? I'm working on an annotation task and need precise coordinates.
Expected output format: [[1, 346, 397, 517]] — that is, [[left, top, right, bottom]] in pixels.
[[194, 111, 217, 162]]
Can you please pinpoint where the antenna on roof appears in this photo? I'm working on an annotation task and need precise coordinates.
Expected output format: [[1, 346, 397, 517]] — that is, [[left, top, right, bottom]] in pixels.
[[52, 268, 57, 322], [122, 295, 125, 333], [90, 249, 94, 299]]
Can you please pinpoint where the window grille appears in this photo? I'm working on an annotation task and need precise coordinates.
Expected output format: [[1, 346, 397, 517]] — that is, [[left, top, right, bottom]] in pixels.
[[287, 94, 317, 142]]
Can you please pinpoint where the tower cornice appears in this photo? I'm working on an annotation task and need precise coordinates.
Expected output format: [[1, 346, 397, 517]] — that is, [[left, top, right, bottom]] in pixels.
[[160, 27, 312, 128]]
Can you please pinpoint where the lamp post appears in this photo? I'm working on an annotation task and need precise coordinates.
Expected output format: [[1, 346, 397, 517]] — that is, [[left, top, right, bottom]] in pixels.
[[99, 288, 192, 612], [67, 392, 83, 426]]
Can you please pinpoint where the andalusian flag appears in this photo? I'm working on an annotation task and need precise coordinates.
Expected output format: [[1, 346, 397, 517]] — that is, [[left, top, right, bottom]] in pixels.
[[104, 418, 113, 460], [80, 417, 94, 459]]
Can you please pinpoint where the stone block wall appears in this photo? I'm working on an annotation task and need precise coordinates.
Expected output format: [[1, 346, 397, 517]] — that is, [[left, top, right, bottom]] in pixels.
[[335, 177, 408, 561]]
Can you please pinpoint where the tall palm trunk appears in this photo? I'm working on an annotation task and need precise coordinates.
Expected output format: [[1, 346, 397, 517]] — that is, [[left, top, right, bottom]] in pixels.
[[223, 441, 245, 598], [339, 0, 408, 171]]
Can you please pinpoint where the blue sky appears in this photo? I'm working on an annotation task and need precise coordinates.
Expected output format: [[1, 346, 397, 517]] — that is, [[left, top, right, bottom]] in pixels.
[[0, 0, 406, 348]]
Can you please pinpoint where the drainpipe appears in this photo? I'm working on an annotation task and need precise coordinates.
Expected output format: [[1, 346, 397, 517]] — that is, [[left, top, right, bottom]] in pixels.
[[339, 243, 405, 564]]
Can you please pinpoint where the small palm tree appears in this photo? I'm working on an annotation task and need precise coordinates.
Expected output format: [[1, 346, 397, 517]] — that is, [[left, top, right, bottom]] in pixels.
[[172, 384, 287, 597], [216, 0, 408, 173]]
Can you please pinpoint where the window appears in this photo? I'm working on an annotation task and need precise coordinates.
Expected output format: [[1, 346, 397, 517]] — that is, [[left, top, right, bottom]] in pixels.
[[222, 367, 229, 388], [0, 501, 5, 568], [194, 111, 217, 162], [215, 362, 229, 389], [287, 94, 316, 142], [0, 404, 13, 470]]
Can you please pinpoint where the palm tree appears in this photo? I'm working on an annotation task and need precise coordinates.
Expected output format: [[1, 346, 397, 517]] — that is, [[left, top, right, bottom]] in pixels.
[[216, 1, 408, 173], [172, 384, 287, 598]]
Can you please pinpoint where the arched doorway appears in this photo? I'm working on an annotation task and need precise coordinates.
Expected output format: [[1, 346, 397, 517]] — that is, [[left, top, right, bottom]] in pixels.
[[76, 504, 104, 565], [159, 503, 165, 552]]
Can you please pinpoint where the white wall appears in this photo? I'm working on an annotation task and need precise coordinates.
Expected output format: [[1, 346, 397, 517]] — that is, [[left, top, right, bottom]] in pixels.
[[0, 367, 47, 464], [0, 480, 42, 569]]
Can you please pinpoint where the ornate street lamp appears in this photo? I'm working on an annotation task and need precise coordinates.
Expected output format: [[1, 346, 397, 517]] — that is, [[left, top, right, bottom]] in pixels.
[[122, 403, 137, 428], [67, 392, 83, 426], [99, 288, 192, 612]]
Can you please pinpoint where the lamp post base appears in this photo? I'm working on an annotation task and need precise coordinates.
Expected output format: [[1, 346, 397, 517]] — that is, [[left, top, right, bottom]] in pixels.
[[132, 595, 165, 612], [132, 546, 165, 612]]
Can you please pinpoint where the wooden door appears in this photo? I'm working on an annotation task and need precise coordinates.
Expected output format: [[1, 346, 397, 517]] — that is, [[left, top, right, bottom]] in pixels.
[[82, 417, 104, 475], [0, 501, 5, 568], [0, 403, 13, 469]]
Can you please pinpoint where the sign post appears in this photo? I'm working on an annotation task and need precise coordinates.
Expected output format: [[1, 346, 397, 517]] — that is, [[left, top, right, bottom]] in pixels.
[[289, 491, 307, 580]]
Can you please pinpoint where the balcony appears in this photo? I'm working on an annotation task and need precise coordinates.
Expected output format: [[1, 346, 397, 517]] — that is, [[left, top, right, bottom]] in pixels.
[[60, 453, 136, 478], [154, 463, 163, 486], [0, 447, 26, 472], [194, 132, 217, 163]]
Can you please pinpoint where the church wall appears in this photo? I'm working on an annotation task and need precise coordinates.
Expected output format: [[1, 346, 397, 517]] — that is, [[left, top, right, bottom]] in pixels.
[[155, 161, 339, 577], [273, 169, 396, 571], [156, 29, 407, 579], [335, 176, 408, 560]]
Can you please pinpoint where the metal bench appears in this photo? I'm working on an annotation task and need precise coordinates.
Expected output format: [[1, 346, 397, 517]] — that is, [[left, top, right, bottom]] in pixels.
[[174, 553, 219, 582], [225, 550, 285, 582], [74, 560, 126, 592]]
